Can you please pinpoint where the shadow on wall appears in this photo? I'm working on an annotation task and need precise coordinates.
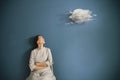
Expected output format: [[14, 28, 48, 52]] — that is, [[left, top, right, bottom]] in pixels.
[[21, 35, 38, 80]]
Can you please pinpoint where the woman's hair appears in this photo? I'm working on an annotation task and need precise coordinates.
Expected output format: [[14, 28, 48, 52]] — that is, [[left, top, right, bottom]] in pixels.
[[33, 35, 39, 47]]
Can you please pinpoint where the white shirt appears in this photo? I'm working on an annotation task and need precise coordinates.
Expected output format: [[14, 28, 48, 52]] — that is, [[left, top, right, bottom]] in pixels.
[[29, 47, 53, 71], [26, 47, 56, 80]]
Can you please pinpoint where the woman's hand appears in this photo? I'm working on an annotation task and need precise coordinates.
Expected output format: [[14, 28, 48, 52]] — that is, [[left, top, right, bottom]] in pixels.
[[35, 62, 48, 67], [34, 66, 45, 71], [34, 62, 48, 71], [33, 61, 48, 71]]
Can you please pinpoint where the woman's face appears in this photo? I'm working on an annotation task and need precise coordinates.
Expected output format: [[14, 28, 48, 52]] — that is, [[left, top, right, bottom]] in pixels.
[[37, 36, 45, 45]]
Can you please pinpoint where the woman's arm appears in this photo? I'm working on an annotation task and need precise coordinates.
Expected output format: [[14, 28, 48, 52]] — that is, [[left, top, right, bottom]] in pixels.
[[45, 48, 54, 71], [29, 50, 36, 71]]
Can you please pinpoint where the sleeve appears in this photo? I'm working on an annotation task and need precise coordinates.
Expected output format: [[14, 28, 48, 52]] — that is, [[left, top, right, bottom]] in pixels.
[[29, 50, 36, 71], [45, 48, 54, 67]]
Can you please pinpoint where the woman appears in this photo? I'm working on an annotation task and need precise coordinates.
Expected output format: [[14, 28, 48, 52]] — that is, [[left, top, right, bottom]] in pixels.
[[26, 35, 56, 80]]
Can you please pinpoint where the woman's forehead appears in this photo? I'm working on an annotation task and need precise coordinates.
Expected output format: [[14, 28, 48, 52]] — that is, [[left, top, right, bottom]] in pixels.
[[38, 36, 44, 39]]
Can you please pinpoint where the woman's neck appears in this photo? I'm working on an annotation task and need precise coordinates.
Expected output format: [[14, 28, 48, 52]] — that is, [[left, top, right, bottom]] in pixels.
[[38, 44, 44, 49]]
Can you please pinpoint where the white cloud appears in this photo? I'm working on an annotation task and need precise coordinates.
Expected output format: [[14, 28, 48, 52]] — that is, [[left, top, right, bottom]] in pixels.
[[69, 9, 96, 24]]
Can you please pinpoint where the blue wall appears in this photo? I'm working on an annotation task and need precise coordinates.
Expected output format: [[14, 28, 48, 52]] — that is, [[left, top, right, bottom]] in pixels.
[[0, 0, 120, 80]]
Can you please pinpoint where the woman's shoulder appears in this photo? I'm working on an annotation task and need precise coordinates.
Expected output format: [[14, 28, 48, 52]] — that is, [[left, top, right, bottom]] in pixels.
[[44, 47, 51, 50], [31, 48, 38, 53]]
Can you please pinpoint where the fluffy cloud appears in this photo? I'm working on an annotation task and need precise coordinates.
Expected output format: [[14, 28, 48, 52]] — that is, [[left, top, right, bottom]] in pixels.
[[69, 9, 95, 24]]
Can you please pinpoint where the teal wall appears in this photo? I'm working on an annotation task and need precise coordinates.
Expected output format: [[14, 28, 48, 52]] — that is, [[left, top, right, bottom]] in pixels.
[[0, 0, 120, 80]]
